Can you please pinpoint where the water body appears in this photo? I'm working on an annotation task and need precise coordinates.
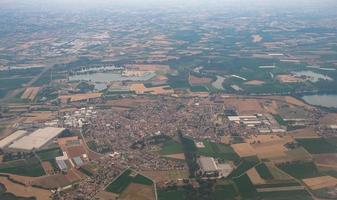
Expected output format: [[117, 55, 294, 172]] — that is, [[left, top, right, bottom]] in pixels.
[[212, 75, 225, 90], [69, 72, 156, 83], [302, 94, 337, 108], [292, 70, 333, 82]]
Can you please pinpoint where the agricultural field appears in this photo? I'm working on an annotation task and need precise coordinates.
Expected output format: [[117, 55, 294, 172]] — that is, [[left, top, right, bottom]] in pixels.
[[277, 161, 320, 179], [258, 190, 313, 200], [233, 174, 257, 198], [105, 169, 154, 196], [36, 147, 62, 161], [160, 139, 184, 155], [141, 169, 189, 183], [196, 140, 240, 163], [296, 138, 337, 154], [229, 157, 260, 178], [0, 176, 51, 200], [158, 189, 186, 200], [0, 158, 45, 177], [231, 143, 257, 158], [213, 182, 238, 200]]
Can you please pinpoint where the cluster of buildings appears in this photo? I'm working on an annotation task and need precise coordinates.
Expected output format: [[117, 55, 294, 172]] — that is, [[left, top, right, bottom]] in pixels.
[[197, 156, 233, 178]]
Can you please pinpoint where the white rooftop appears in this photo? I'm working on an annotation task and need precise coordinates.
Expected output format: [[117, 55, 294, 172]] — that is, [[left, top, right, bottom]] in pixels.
[[0, 130, 27, 149], [9, 127, 65, 151]]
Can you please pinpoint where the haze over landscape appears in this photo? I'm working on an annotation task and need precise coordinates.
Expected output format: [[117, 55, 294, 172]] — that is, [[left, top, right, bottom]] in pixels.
[[0, 0, 337, 200]]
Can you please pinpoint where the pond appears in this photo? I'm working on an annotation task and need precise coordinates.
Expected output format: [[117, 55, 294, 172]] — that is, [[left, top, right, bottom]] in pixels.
[[212, 75, 225, 90], [302, 94, 337, 108], [292, 70, 333, 82], [69, 72, 156, 83]]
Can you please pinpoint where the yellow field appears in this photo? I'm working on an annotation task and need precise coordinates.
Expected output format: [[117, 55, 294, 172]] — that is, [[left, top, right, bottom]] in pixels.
[[0, 176, 51, 200], [247, 168, 266, 185], [231, 143, 257, 158], [303, 176, 337, 190], [59, 92, 102, 102], [21, 87, 40, 100]]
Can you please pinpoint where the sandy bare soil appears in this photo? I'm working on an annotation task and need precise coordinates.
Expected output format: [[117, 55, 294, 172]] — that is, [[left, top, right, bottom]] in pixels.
[[21, 87, 40, 100], [224, 98, 264, 114], [231, 143, 257, 157], [244, 80, 265, 85], [162, 153, 185, 160], [0, 176, 51, 200], [247, 168, 266, 185], [21, 111, 55, 123], [188, 74, 211, 85], [303, 176, 337, 190], [59, 92, 102, 102]]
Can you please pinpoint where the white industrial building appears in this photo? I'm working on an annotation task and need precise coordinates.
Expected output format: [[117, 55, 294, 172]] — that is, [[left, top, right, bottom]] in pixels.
[[198, 156, 233, 178], [0, 130, 27, 149], [8, 127, 66, 151]]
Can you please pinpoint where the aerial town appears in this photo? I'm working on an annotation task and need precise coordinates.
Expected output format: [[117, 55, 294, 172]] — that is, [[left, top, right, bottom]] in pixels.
[[1, 0, 337, 200]]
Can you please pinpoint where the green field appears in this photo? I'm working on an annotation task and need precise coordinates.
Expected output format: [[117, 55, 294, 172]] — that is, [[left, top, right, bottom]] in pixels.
[[158, 189, 186, 200], [229, 158, 260, 178], [272, 114, 288, 126], [277, 161, 320, 179], [36, 147, 62, 161], [255, 163, 274, 180], [213, 182, 238, 200], [258, 190, 313, 200], [0, 158, 45, 177], [0, 193, 36, 200], [233, 174, 257, 198], [196, 140, 240, 163], [133, 174, 153, 185], [296, 138, 337, 154], [160, 139, 184, 155], [106, 169, 154, 194]]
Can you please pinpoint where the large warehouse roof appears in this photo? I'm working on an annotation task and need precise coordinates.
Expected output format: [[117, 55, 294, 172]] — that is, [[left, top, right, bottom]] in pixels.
[[0, 130, 27, 149], [9, 127, 65, 151], [198, 156, 218, 172]]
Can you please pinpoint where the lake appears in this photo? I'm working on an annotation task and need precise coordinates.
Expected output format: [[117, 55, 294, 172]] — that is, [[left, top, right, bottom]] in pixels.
[[302, 94, 337, 108], [69, 72, 156, 83], [292, 70, 333, 82]]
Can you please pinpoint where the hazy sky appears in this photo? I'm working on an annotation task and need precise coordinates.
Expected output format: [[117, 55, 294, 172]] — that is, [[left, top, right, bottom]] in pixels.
[[1, 0, 337, 11]]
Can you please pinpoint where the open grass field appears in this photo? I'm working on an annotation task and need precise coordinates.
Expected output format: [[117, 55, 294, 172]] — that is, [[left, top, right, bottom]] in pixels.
[[0, 192, 36, 200], [141, 169, 189, 183], [36, 147, 62, 161], [296, 138, 337, 154], [0, 158, 45, 177], [160, 140, 184, 155], [277, 161, 320, 179], [265, 162, 293, 181], [106, 169, 133, 194], [255, 163, 274, 180], [233, 174, 257, 198], [158, 189, 186, 200], [213, 183, 238, 200], [258, 190, 313, 200], [106, 169, 154, 194], [119, 183, 155, 200], [229, 158, 260, 178], [197, 140, 240, 162]]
